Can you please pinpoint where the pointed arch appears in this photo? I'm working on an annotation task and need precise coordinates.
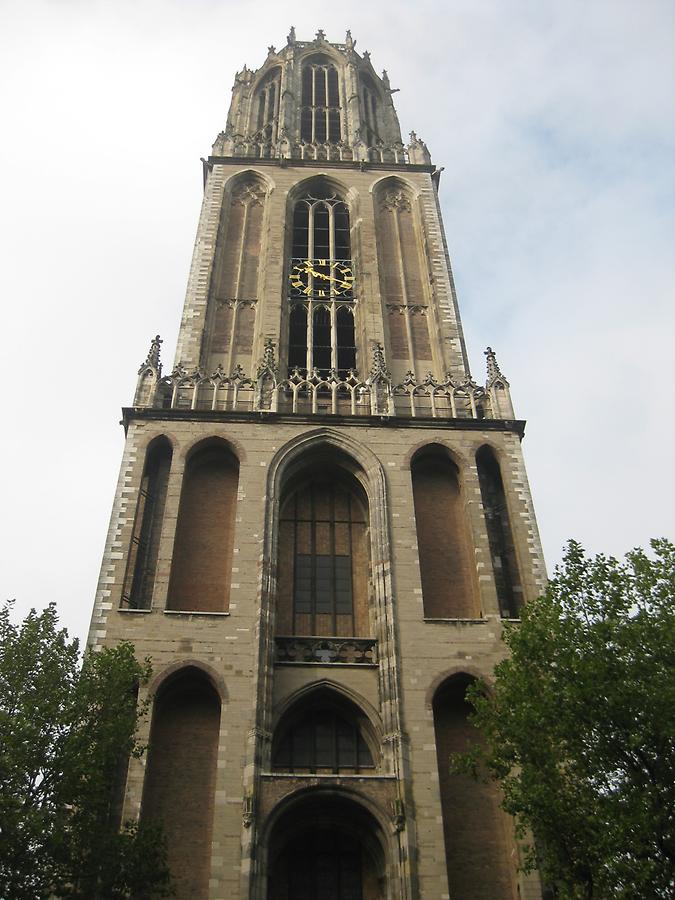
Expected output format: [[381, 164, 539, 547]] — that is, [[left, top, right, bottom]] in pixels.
[[142, 665, 221, 899], [476, 444, 522, 618], [251, 65, 282, 141], [271, 683, 380, 774], [373, 176, 432, 377], [121, 435, 173, 610], [299, 53, 342, 143], [277, 460, 370, 637], [167, 437, 239, 612], [410, 443, 479, 618], [432, 673, 518, 899], [286, 179, 358, 377], [264, 788, 391, 900], [205, 169, 271, 374]]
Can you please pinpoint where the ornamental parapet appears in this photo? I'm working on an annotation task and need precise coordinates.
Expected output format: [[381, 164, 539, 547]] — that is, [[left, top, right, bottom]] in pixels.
[[211, 132, 411, 166], [274, 636, 378, 666], [133, 339, 515, 421]]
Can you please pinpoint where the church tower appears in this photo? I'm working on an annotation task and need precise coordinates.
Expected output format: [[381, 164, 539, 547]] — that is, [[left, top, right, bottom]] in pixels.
[[88, 28, 546, 900]]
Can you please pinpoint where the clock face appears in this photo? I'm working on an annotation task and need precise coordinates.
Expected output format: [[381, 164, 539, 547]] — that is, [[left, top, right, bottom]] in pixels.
[[289, 259, 354, 298]]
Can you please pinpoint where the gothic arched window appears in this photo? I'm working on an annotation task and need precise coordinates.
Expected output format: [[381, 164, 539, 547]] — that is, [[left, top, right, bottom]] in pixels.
[[360, 73, 380, 146], [122, 437, 172, 610], [288, 187, 356, 377], [476, 445, 522, 618], [277, 470, 370, 638], [255, 67, 281, 141], [300, 55, 341, 143], [273, 704, 375, 775]]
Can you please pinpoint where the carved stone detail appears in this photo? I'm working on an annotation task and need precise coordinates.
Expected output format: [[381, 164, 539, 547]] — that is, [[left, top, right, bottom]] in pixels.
[[275, 636, 378, 665]]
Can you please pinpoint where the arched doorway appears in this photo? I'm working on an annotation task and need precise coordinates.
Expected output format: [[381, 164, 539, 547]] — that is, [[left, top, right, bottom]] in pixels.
[[267, 793, 387, 900]]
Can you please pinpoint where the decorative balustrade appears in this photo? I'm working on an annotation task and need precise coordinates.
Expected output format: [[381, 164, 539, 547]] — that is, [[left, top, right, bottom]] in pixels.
[[275, 636, 378, 665], [211, 131, 410, 165], [134, 340, 515, 421]]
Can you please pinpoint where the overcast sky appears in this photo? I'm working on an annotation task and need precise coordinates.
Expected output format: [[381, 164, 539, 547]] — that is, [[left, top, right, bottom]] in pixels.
[[1, 0, 673, 645]]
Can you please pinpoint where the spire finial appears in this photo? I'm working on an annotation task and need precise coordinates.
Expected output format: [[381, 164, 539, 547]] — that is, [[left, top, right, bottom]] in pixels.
[[485, 346, 503, 381], [146, 334, 162, 369], [370, 342, 390, 379]]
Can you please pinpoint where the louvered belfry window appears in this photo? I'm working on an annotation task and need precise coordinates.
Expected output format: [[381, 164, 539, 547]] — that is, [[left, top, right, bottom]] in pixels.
[[300, 56, 341, 143], [288, 187, 356, 378]]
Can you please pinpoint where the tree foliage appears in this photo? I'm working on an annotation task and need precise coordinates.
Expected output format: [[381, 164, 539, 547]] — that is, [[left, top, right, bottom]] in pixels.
[[0, 602, 172, 899], [454, 539, 675, 899]]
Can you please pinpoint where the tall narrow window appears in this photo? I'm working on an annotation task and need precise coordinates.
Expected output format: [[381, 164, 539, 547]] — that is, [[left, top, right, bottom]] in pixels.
[[122, 438, 172, 609], [300, 56, 341, 143], [476, 446, 522, 617], [206, 175, 265, 374], [288, 186, 356, 377], [167, 442, 239, 613], [360, 74, 380, 146], [411, 448, 479, 618], [255, 67, 281, 141], [277, 471, 369, 637]]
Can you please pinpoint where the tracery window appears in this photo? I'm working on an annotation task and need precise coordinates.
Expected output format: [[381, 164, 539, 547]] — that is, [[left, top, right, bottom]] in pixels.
[[277, 473, 369, 638], [300, 55, 341, 143], [273, 706, 375, 774], [288, 187, 356, 377], [255, 67, 281, 141], [360, 74, 380, 146]]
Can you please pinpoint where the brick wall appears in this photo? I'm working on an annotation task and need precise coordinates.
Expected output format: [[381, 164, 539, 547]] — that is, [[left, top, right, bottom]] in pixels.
[[142, 670, 221, 900], [411, 453, 479, 618], [433, 676, 517, 899], [167, 445, 238, 612]]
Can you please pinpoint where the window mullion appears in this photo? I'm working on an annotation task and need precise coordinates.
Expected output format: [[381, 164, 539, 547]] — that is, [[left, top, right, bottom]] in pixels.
[[310, 483, 316, 635], [311, 67, 317, 143], [324, 66, 330, 142], [348, 494, 355, 635], [307, 203, 315, 374]]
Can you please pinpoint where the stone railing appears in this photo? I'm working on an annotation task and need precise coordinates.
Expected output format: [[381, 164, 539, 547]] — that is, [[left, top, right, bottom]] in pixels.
[[275, 636, 378, 665], [133, 340, 515, 421], [211, 131, 410, 165]]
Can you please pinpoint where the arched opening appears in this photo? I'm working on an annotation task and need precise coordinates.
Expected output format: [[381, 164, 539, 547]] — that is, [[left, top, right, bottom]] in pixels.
[[167, 440, 239, 612], [476, 446, 522, 618], [359, 73, 381, 147], [374, 179, 431, 376], [142, 667, 221, 900], [206, 173, 266, 373], [277, 457, 370, 638], [272, 688, 378, 775], [411, 446, 478, 618], [122, 437, 172, 609], [267, 793, 387, 900], [433, 674, 517, 899], [301, 54, 341, 143], [288, 180, 355, 378], [255, 67, 281, 141]]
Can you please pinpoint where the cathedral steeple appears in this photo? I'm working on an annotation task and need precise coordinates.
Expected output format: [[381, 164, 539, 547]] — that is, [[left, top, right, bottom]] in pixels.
[[212, 29, 423, 165], [90, 30, 546, 900]]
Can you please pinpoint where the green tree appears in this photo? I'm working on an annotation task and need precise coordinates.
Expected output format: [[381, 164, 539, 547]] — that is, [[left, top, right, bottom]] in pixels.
[[0, 602, 172, 899], [453, 539, 675, 899]]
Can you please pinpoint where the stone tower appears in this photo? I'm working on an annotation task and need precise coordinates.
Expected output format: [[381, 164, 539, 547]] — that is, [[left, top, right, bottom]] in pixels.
[[88, 28, 546, 900]]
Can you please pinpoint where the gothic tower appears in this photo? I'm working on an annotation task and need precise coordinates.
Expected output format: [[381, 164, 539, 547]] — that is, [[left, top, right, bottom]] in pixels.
[[88, 28, 546, 900]]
